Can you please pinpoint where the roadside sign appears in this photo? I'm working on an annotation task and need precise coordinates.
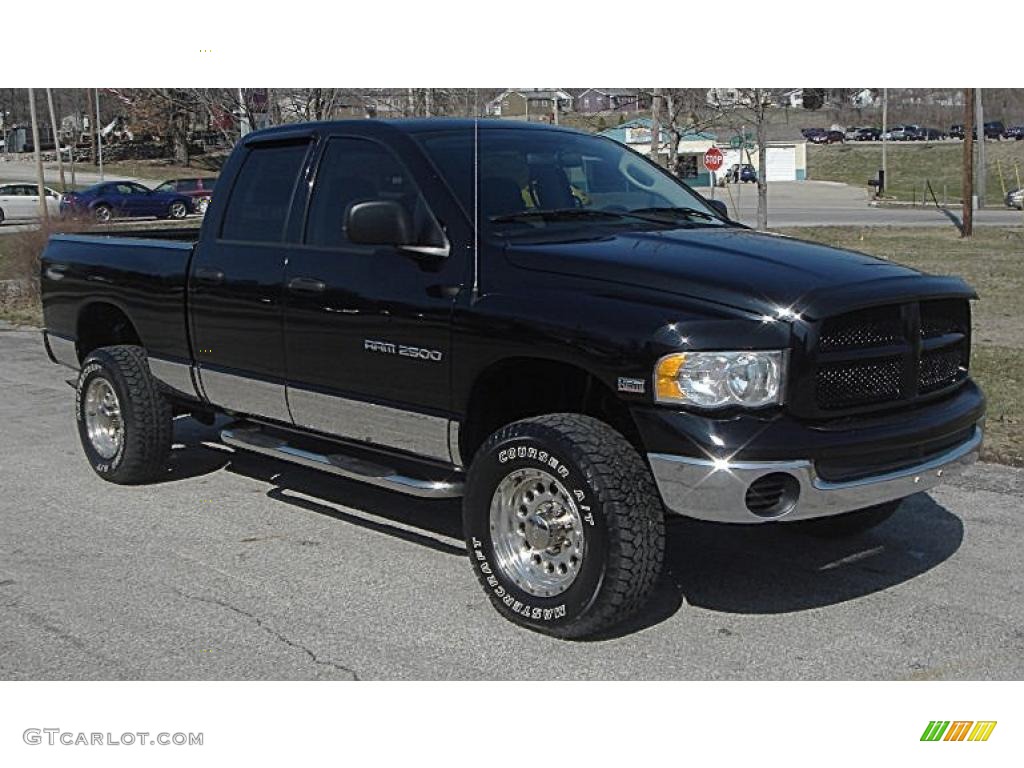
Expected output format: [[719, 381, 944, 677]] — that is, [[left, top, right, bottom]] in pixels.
[[703, 147, 724, 172]]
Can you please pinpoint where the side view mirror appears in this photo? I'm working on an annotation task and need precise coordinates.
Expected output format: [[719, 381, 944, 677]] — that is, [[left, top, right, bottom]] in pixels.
[[707, 199, 730, 220], [346, 200, 412, 246], [346, 199, 450, 258]]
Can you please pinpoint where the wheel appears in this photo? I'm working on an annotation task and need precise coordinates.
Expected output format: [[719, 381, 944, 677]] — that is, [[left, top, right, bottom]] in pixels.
[[93, 204, 112, 223], [463, 414, 665, 639], [785, 500, 900, 538], [75, 345, 172, 484], [168, 200, 188, 219], [0, 207, 5, 225]]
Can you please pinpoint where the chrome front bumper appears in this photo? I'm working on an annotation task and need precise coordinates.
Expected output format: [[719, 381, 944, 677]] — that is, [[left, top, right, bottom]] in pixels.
[[648, 426, 982, 524]]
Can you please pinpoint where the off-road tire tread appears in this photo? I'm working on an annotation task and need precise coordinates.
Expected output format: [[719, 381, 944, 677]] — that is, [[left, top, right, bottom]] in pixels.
[[81, 345, 172, 483], [469, 413, 665, 639]]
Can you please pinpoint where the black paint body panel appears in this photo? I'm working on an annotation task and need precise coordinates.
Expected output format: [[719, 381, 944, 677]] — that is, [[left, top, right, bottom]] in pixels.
[[40, 118, 984, 467]]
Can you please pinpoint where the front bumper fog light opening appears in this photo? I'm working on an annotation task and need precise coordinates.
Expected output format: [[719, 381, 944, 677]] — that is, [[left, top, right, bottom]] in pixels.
[[745, 472, 800, 518]]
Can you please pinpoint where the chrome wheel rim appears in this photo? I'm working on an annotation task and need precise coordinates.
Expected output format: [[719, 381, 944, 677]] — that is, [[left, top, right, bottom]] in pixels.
[[170, 202, 186, 218], [84, 377, 123, 460], [489, 467, 585, 597], [95, 207, 110, 222]]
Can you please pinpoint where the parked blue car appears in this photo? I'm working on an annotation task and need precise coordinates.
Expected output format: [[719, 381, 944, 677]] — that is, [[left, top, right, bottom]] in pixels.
[[60, 181, 194, 222]]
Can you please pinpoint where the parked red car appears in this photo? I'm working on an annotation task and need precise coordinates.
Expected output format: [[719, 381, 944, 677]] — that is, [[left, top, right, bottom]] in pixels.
[[153, 177, 217, 214]]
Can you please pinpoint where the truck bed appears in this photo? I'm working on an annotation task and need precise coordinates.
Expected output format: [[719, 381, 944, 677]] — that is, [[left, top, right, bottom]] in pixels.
[[41, 231, 198, 364]]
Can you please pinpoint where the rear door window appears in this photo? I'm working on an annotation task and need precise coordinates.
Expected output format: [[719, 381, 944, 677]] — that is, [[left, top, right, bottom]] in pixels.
[[221, 142, 309, 242]]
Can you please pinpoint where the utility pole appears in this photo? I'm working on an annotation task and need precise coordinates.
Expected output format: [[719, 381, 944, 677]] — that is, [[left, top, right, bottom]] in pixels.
[[975, 88, 986, 208], [881, 88, 888, 194], [962, 88, 974, 238], [45, 88, 66, 192], [27, 88, 49, 223], [94, 88, 104, 180], [650, 88, 662, 166]]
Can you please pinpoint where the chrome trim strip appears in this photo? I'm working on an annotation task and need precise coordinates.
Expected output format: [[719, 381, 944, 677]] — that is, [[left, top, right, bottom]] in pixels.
[[648, 426, 982, 524], [148, 356, 200, 399], [45, 332, 79, 370], [448, 420, 464, 467], [288, 386, 453, 463], [198, 368, 291, 423], [221, 427, 463, 499]]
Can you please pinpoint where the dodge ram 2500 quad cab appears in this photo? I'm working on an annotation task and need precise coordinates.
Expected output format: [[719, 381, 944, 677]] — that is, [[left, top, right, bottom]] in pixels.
[[41, 119, 985, 638]]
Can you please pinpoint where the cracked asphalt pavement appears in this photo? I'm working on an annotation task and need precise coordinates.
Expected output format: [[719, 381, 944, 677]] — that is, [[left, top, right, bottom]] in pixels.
[[1, 327, 1022, 679]]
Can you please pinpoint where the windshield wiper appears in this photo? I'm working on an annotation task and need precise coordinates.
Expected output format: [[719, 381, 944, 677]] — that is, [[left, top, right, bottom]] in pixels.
[[627, 206, 720, 223], [490, 208, 646, 224]]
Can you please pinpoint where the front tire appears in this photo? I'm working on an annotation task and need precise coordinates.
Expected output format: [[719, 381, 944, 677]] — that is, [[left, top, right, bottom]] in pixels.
[[786, 500, 900, 538], [168, 200, 188, 219], [75, 345, 172, 484], [463, 414, 665, 639]]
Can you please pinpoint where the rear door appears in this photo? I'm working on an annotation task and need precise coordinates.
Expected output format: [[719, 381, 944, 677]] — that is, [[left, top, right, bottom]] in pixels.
[[282, 130, 464, 462], [189, 135, 314, 422]]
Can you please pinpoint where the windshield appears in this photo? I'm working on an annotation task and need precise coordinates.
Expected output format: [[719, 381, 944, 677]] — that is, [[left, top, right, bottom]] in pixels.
[[416, 126, 727, 238]]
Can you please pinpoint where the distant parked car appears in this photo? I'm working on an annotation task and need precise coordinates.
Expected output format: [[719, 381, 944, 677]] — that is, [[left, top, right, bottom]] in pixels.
[[881, 126, 907, 141], [984, 121, 1006, 140], [923, 127, 946, 141], [0, 183, 62, 225], [854, 127, 881, 141], [61, 181, 194, 222], [153, 177, 217, 215], [809, 130, 844, 145], [1006, 125, 1024, 140], [800, 127, 826, 140], [950, 124, 965, 140], [900, 125, 926, 141], [726, 163, 757, 183], [1006, 188, 1024, 210]]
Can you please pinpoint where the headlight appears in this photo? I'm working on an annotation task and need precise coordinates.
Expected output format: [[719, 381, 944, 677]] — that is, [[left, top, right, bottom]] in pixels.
[[654, 351, 785, 409]]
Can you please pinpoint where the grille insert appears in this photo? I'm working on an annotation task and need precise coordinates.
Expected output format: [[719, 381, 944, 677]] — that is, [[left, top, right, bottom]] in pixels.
[[920, 342, 968, 393], [816, 356, 904, 410], [819, 306, 903, 352]]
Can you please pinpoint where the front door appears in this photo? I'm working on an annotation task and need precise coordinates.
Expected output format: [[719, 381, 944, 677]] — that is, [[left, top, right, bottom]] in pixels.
[[283, 133, 465, 463], [189, 136, 314, 422]]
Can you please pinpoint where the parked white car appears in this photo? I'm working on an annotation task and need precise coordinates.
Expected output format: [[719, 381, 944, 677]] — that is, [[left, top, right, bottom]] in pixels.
[[0, 184, 63, 224]]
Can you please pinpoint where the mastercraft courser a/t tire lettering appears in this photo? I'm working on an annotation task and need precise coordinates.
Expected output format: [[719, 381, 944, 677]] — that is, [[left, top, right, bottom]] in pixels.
[[75, 345, 172, 484], [463, 414, 665, 638]]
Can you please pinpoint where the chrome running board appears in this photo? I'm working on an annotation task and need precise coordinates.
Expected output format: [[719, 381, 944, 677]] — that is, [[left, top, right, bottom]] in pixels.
[[221, 424, 464, 499]]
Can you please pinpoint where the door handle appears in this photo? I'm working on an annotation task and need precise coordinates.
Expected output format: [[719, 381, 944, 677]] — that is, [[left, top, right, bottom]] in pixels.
[[194, 267, 225, 284], [288, 277, 327, 293]]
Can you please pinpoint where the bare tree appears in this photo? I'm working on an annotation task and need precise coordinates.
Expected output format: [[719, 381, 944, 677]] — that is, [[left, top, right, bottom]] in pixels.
[[712, 88, 787, 230]]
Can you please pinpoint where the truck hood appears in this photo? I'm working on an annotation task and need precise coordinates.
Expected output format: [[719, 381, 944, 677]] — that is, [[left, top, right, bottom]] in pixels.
[[504, 227, 974, 319]]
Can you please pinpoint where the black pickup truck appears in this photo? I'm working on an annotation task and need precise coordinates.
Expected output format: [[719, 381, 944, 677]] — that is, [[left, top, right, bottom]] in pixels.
[[41, 119, 985, 638]]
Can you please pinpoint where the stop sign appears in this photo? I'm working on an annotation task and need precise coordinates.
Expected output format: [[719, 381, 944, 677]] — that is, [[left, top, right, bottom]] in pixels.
[[703, 147, 724, 172]]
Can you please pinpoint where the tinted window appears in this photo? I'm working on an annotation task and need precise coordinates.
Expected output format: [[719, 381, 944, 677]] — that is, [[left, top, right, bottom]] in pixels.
[[222, 142, 309, 242], [305, 137, 444, 249], [178, 179, 200, 192], [154, 182, 174, 193]]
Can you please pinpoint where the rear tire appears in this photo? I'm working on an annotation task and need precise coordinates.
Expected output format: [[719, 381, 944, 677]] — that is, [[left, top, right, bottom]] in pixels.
[[75, 345, 172, 484], [93, 204, 112, 223], [786, 500, 900, 538], [0, 207, 5, 225], [463, 414, 665, 639], [168, 200, 188, 219]]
